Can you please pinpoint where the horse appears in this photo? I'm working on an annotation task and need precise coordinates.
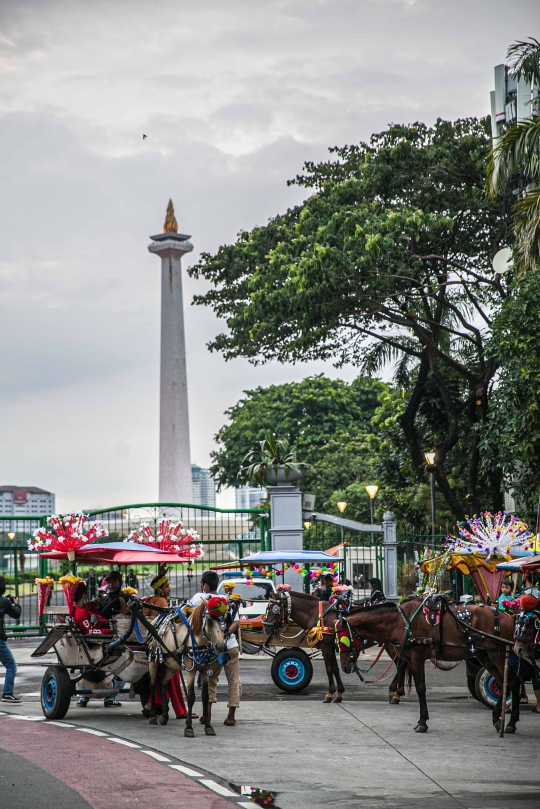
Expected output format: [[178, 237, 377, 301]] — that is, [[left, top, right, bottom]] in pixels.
[[146, 599, 227, 737], [262, 589, 409, 704], [338, 597, 521, 733]]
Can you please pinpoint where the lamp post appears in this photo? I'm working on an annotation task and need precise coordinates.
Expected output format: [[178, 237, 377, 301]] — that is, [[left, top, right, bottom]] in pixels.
[[424, 452, 436, 542], [337, 501, 347, 582]]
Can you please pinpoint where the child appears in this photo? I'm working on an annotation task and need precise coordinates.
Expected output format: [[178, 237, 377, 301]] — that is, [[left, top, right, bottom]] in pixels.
[[497, 579, 515, 615]]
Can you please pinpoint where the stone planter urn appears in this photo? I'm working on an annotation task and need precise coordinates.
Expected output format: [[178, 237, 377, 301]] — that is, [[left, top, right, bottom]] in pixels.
[[265, 464, 309, 485]]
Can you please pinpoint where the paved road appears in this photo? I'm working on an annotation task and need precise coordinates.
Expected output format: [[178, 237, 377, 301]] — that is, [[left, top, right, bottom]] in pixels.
[[1, 639, 540, 808]]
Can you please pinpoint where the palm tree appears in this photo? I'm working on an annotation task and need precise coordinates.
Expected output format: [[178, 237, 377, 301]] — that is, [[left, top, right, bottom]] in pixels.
[[487, 38, 540, 273]]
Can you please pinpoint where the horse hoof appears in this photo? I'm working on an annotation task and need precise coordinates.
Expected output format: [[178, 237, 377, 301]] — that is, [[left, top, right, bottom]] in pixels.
[[322, 696, 332, 704], [333, 696, 343, 704], [391, 697, 400, 705], [505, 724, 516, 734], [148, 716, 158, 725], [158, 714, 168, 726], [388, 695, 394, 704], [414, 724, 428, 733], [494, 720, 501, 733], [184, 728, 195, 738], [204, 726, 216, 736]]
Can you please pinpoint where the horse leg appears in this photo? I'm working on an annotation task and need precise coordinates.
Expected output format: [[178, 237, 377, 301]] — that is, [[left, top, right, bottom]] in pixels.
[[322, 643, 335, 703], [148, 662, 159, 726], [184, 670, 196, 738], [202, 675, 215, 736], [478, 651, 509, 732], [505, 671, 521, 733], [389, 660, 407, 705], [331, 649, 345, 703], [158, 666, 174, 726], [410, 656, 429, 732]]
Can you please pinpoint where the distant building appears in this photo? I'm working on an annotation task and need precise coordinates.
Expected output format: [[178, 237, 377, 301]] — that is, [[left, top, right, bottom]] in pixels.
[[0, 486, 55, 516], [191, 465, 216, 508], [235, 484, 266, 510], [490, 61, 538, 139]]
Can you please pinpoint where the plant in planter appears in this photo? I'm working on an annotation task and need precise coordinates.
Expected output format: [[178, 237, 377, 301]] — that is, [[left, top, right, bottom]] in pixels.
[[239, 433, 309, 485]]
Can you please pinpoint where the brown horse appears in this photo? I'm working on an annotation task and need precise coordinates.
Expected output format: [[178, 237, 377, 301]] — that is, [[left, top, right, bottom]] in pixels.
[[263, 590, 409, 703], [147, 600, 226, 737], [339, 597, 521, 733]]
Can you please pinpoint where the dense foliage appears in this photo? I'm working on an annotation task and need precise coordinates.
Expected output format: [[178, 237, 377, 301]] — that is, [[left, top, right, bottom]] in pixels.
[[192, 119, 510, 520]]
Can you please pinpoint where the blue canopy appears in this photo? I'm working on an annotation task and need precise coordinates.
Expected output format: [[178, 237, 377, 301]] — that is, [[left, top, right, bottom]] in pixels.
[[496, 553, 540, 571], [240, 550, 343, 564]]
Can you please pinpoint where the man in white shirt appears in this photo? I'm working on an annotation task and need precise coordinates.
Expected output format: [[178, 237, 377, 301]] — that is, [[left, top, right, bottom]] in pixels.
[[188, 570, 241, 726]]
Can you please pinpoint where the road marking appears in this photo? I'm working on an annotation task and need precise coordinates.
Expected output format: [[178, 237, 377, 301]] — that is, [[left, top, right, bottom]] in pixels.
[[238, 804, 256, 809], [76, 727, 108, 736], [46, 721, 74, 727], [109, 737, 141, 748], [198, 779, 238, 797], [140, 750, 171, 762], [6, 714, 45, 721], [169, 764, 203, 777]]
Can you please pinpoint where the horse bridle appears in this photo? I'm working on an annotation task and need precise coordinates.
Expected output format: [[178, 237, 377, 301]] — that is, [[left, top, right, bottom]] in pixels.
[[514, 609, 540, 653], [263, 591, 291, 635]]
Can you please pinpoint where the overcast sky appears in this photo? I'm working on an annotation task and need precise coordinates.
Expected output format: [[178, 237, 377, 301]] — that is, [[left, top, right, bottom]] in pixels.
[[0, 0, 538, 512]]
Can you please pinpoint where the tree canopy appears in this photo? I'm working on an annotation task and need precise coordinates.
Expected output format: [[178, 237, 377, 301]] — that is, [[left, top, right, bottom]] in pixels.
[[210, 374, 385, 489], [191, 119, 511, 520]]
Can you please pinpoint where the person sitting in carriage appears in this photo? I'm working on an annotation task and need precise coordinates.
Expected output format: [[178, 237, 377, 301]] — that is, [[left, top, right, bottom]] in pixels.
[[73, 582, 111, 635], [141, 572, 189, 720], [95, 571, 128, 620]]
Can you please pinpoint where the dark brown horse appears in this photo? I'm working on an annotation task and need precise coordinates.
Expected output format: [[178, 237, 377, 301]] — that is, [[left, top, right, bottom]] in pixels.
[[339, 598, 521, 733], [263, 590, 409, 703]]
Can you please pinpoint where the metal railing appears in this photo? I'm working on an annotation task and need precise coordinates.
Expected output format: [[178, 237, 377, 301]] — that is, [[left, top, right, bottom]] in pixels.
[[0, 503, 267, 635]]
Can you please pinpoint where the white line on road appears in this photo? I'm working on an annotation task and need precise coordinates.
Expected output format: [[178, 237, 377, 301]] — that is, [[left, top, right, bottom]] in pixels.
[[75, 727, 108, 736], [140, 750, 171, 762], [46, 721, 74, 727], [198, 779, 238, 797], [109, 738, 141, 748], [6, 714, 45, 721], [169, 764, 203, 777]]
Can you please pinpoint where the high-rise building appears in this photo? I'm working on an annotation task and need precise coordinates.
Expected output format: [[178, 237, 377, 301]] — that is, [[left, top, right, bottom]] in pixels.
[[191, 465, 216, 508], [235, 484, 266, 510], [0, 486, 55, 516], [490, 61, 538, 139]]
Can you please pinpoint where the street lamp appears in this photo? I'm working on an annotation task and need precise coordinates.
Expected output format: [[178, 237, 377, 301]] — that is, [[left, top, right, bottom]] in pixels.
[[7, 533, 15, 541], [336, 501, 347, 582], [303, 521, 312, 530], [424, 451, 436, 542], [365, 484, 379, 546]]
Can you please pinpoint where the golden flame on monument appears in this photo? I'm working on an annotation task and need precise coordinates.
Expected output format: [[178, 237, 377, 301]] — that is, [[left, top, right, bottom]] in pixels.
[[163, 199, 178, 233]]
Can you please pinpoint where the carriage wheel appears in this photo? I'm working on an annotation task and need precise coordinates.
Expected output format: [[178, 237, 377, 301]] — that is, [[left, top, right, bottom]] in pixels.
[[475, 667, 511, 710], [41, 665, 72, 720], [271, 648, 313, 693]]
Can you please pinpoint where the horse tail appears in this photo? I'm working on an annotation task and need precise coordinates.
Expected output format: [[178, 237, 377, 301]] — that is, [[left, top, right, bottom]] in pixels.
[[189, 601, 206, 636]]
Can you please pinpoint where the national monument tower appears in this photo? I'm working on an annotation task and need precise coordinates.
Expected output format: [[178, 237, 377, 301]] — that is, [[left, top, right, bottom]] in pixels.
[[148, 201, 193, 503]]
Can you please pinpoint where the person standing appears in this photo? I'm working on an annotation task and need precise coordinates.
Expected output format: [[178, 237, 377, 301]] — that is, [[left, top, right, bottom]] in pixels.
[[188, 570, 241, 726], [0, 576, 22, 703]]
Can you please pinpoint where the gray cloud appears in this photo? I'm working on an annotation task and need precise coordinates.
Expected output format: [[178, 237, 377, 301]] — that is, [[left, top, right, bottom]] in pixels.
[[0, 0, 539, 509]]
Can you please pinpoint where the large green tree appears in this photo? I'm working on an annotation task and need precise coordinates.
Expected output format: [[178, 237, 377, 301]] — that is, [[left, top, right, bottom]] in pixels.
[[192, 119, 510, 520], [210, 374, 385, 489]]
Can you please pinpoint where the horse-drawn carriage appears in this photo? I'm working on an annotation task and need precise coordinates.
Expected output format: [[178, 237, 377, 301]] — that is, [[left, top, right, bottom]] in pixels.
[[32, 541, 202, 720], [215, 550, 346, 696]]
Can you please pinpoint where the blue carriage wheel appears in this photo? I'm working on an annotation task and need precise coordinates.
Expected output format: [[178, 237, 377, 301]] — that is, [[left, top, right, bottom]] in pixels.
[[43, 675, 57, 711], [278, 657, 306, 686], [485, 675, 510, 705]]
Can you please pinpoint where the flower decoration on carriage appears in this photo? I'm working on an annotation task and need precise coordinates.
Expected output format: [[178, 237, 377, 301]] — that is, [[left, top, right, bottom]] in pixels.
[[59, 574, 83, 616], [445, 511, 533, 562], [276, 583, 292, 592], [122, 586, 138, 596], [223, 581, 236, 594], [206, 596, 229, 618], [35, 576, 55, 618], [29, 513, 108, 560], [126, 518, 203, 561]]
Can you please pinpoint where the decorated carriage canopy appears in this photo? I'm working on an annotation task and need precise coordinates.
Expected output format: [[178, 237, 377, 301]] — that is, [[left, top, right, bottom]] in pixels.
[[418, 511, 534, 603], [211, 550, 343, 581], [496, 553, 540, 572], [38, 541, 197, 566], [240, 551, 343, 564]]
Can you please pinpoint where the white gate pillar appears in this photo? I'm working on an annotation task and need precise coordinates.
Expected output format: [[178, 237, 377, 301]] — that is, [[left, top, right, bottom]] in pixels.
[[268, 483, 304, 591], [383, 510, 399, 601]]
